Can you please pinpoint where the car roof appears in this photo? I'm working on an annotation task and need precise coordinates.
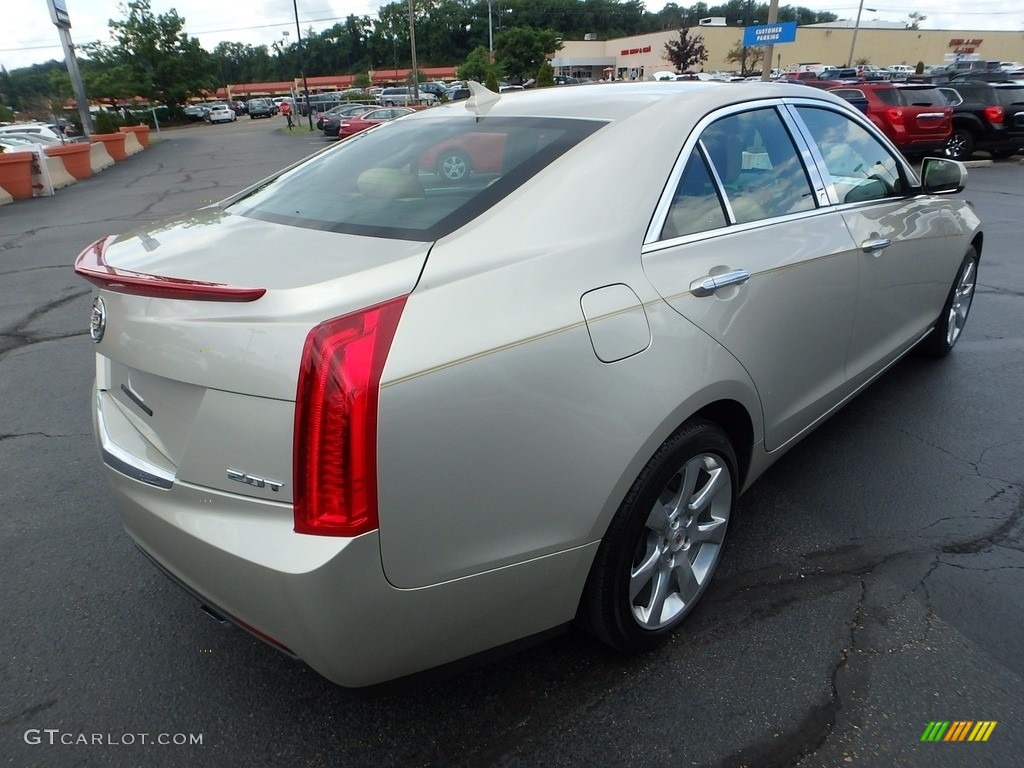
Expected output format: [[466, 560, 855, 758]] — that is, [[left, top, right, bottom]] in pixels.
[[401, 81, 849, 123]]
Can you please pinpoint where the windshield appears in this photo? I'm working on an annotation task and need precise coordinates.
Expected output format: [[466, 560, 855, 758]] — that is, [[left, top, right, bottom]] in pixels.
[[228, 115, 604, 241]]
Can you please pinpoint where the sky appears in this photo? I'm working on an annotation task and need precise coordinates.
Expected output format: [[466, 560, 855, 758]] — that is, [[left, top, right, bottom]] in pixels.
[[3, 0, 1022, 72]]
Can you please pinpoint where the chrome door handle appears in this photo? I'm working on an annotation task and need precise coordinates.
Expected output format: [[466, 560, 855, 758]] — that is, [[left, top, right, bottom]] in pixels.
[[861, 238, 892, 254], [690, 269, 751, 297]]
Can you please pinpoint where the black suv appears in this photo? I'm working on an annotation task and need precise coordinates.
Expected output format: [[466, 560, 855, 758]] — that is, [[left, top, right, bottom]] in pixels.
[[943, 82, 1024, 160]]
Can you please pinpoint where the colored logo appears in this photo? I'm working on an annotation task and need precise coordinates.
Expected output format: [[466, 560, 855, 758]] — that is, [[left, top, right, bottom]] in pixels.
[[921, 721, 997, 742]]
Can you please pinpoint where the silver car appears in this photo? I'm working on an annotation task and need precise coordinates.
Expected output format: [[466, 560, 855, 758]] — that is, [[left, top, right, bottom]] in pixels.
[[76, 82, 981, 687]]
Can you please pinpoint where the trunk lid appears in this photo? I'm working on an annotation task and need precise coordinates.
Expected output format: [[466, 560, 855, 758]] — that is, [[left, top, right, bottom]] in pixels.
[[86, 210, 429, 502]]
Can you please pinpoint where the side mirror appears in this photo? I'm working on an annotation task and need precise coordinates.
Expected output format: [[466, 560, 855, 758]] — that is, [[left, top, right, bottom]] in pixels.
[[920, 157, 966, 194]]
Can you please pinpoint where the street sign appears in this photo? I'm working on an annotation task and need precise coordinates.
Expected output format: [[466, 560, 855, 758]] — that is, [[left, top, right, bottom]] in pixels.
[[47, 0, 71, 29], [743, 22, 797, 47]]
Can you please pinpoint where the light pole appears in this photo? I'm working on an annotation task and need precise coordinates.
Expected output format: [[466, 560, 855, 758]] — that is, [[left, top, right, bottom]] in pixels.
[[846, 2, 877, 68], [488, 0, 494, 56]]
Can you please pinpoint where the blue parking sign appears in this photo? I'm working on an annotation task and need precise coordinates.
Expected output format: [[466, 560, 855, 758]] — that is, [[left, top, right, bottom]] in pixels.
[[743, 22, 797, 47]]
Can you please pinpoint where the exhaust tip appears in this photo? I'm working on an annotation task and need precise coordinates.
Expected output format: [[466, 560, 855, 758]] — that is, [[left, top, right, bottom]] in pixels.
[[200, 604, 230, 625]]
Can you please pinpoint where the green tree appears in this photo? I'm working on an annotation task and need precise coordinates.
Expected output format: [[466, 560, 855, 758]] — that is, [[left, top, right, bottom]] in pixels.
[[664, 25, 708, 72], [907, 12, 927, 30], [87, 0, 216, 110], [81, 60, 138, 109], [724, 39, 763, 73], [406, 69, 428, 86], [536, 60, 555, 87], [494, 26, 562, 83], [485, 69, 499, 93], [457, 46, 493, 82]]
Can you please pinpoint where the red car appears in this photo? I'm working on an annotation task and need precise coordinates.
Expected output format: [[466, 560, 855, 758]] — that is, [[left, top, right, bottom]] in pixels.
[[338, 107, 414, 138], [828, 83, 952, 156], [418, 132, 507, 181]]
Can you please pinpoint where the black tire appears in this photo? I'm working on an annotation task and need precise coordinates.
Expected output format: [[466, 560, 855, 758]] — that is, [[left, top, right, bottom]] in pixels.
[[945, 127, 975, 161], [917, 247, 979, 358], [579, 420, 737, 653], [436, 150, 472, 182]]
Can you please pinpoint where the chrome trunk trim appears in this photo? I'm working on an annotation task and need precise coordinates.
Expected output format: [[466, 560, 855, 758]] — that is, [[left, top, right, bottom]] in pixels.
[[96, 391, 175, 490]]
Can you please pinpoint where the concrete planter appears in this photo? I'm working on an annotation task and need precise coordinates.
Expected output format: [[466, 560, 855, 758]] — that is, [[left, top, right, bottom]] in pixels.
[[91, 132, 127, 162], [44, 142, 93, 180], [0, 151, 35, 200], [118, 124, 150, 148]]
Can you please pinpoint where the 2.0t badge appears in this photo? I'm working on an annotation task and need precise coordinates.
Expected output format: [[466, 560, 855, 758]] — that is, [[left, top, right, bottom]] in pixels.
[[89, 296, 106, 343]]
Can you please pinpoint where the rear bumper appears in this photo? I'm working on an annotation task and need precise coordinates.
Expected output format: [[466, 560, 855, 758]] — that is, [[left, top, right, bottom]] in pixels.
[[102, 463, 596, 687]]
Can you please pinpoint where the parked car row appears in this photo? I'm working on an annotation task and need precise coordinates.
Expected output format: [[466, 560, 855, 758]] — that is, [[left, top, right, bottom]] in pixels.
[[827, 80, 1024, 160], [0, 122, 82, 144]]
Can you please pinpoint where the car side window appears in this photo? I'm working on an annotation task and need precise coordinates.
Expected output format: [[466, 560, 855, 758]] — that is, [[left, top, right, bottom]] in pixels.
[[699, 108, 816, 224], [661, 149, 729, 239], [795, 106, 904, 204], [937, 88, 963, 106]]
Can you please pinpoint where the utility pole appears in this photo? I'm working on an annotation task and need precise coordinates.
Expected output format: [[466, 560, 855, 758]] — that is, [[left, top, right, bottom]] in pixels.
[[761, 0, 780, 82], [847, 1, 876, 68], [408, 0, 419, 98], [292, 0, 314, 130]]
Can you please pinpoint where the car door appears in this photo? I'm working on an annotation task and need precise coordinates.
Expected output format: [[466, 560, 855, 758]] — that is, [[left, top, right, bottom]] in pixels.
[[642, 103, 859, 451], [790, 103, 969, 389]]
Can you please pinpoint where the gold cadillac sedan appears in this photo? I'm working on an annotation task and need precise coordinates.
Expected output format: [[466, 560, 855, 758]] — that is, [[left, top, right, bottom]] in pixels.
[[76, 82, 981, 686]]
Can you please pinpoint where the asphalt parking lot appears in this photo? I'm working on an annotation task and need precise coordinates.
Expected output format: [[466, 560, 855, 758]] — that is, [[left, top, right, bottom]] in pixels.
[[1, 118, 1022, 767]]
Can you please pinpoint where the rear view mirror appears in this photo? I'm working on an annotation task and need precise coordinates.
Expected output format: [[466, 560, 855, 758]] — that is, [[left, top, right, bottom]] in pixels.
[[921, 157, 966, 194]]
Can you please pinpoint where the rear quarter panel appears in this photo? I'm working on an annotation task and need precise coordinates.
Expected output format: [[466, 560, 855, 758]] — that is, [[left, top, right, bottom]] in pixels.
[[375, 99, 766, 589]]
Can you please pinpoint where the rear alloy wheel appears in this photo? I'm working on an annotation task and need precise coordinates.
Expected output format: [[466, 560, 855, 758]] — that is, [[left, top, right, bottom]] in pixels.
[[437, 151, 472, 182], [580, 420, 736, 652], [945, 128, 975, 161], [918, 247, 978, 357]]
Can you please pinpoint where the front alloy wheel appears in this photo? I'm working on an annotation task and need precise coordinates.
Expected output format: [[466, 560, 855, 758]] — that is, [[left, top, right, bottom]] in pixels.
[[918, 247, 978, 357], [580, 420, 737, 652]]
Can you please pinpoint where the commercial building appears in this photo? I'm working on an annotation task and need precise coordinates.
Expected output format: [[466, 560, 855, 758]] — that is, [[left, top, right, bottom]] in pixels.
[[552, 23, 1024, 80]]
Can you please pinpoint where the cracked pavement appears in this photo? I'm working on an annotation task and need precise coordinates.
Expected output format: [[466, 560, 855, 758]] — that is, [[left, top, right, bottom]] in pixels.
[[1, 123, 1021, 767]]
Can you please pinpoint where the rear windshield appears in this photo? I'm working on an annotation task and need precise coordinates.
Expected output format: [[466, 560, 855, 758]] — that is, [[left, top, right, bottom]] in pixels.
[[871, 88, 900, 106], [896, 87, 947, 107], [993, 86, 1024, 106], [228, 115, 604, 241]]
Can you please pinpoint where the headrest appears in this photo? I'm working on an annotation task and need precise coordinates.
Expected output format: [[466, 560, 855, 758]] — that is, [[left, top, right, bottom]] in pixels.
[[357, 168, 424, 199]]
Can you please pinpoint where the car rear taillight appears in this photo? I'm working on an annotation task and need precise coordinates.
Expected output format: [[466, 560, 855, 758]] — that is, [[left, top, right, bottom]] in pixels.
[[887, 107, 905, 126], [984, 106, 1004, 124], [74, 237, 266, 302], [293, 296, 407, 536]]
